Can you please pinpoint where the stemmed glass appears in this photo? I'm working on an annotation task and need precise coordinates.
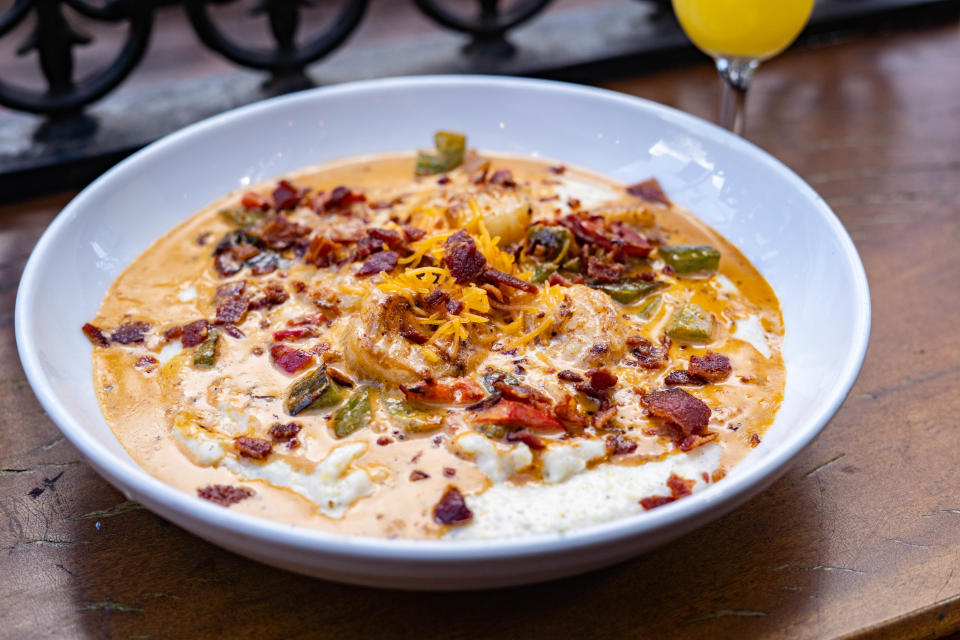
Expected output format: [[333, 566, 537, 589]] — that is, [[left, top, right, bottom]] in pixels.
[[671, 0, 815, 135]]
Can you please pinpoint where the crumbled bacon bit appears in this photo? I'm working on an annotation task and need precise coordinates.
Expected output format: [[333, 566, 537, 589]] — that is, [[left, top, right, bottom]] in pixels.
[[610, 222, 652, 257], [410, 470, 430, 482], [557, 370, 584, 382], [626, 178, 670, 205], [134, 355, 158, 372], [180, 320, 209, 348], [327, 367, 354, 387], [554, 394, 587, 427], [220, 324, 244, 339], [567, 198, 581, 210], [641, 388, 711, 437], [197, 232, 213, 246], [586, 257, 624, 283], [272, 180, 303, 210], [234, 436, 272, 460], [111, 321, 151, 345], [559, 213, 614, 250], [482, 268, 538, 294], [506, 430, 546, 450], [667, 473, 695, 497], [494, 380, 552, 410], [270, 344, 315, 374], [356, 250, 398, 277], [319, 185, 366, 213], [402, 226, 427, 242], [606, 433, 638, 455], [575, 368, 618, 403], [443, 230, 487, 284], [367, 227, 404, 249], [445, 298, 465, 315], [163, 326, 183, 341], [678, 432, 718, 452], [664, 370, 706, 386], [548, 165, 566, 175], [229, 242, 260, 262], [548, 272, 576, 287], [215, 297, 250, 325], [400, 329, 429, 345], [422, 289, 450, 311], [241, 192, 270, 211], [303, 235, 338, 267], [259, 215, 310, 250], [249, 281, 289, 310], [592, 406, 618, 429], [197, 484, 254, 506], [639, 496, 675, 510], [443, 467, 456, 477], [287, 313, 325, 327], [272, 328, 317, 341], [688, 352, 732, 382], [82, 323, 109, 347], [627, 336, 668, 370], [216, 281, 246, 298], [433, 486, 473, 525], [268, 422, 302, 441], [488, 169, 516, 187], [376, 437, 393, 446], [639, 472, 694, 510], [750, 433, 761, 447]]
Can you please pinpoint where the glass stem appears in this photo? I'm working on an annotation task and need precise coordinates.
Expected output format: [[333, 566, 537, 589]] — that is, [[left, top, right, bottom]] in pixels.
[[715, 57, 759, 137]]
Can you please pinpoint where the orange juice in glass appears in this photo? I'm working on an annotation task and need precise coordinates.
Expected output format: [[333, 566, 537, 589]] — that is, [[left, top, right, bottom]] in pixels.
[[672, 0, 815, 134]]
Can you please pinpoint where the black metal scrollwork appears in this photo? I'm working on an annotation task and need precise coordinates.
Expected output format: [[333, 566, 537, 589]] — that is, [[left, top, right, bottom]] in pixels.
[[0, 0, 558, 142], [184, 0, 369, 94], [411, 0, 554, 57], [0, 0, 154, 140]]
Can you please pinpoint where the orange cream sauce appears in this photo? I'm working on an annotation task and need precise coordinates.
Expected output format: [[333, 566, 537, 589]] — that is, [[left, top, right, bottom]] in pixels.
[[89, 152, 784, 540]]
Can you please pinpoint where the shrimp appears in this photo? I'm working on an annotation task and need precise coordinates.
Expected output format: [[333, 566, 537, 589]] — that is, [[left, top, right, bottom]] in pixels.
[[341, 292, 482, 385], [537, 284, 627, 370]]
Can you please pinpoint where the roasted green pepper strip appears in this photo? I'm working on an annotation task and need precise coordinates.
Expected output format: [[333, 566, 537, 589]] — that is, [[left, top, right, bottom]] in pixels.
[[526, 226, 573, 264], [284, 365, 344, 416], [193, 331, 219, 367], [476, 423, 508, 440], [332, 387, 373, 438], [384, 398, 444, 433], [592, 279, 666, 305], [666, 303, 715, 342], [415, 131, 466, 176], [480, 370, 519, 394], [635, 295, 662, 319], [531, 263, 557, 284], [659, 245, 721, 275], [219, 207, 266, 228]]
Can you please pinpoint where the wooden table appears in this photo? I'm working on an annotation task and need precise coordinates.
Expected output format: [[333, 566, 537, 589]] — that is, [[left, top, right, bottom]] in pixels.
[[3, 22, 959, 640]]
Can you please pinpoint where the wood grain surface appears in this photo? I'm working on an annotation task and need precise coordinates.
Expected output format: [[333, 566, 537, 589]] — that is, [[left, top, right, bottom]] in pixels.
[[3, 21, 960, 640]]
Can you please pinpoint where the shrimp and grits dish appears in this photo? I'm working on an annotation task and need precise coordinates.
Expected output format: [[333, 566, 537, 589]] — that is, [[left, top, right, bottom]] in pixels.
[[82, 132, 784, 540]]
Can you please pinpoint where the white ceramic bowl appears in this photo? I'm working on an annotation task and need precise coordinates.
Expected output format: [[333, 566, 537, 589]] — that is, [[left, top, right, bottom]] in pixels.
[[15, 76, 870, 590]]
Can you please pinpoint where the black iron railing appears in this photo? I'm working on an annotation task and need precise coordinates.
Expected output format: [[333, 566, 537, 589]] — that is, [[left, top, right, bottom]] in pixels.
[[0, 0, 575, 140]]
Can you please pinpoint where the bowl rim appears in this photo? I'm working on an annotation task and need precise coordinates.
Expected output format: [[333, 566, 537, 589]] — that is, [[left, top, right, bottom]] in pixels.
[[15, 74, 871, 562]]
